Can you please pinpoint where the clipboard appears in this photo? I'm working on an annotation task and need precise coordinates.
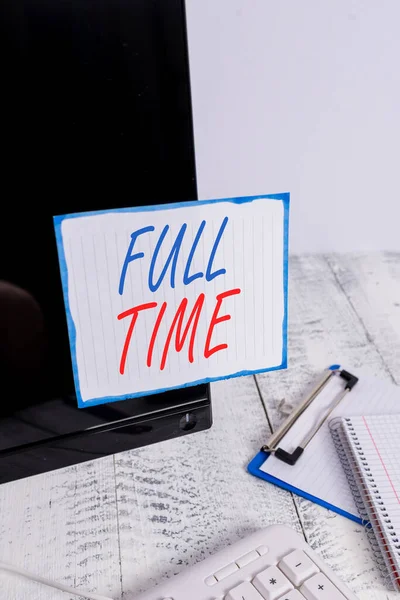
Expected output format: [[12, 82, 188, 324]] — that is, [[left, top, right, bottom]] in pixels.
[[247, 364, 386, 525], [248, 450, 363, 524]]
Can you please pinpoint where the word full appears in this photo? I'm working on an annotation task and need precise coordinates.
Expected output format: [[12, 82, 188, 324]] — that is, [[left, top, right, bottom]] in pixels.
[[117, 217, 241, 374]]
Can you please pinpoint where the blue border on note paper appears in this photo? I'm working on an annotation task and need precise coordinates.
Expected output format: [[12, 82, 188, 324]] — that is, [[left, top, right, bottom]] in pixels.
[[247, 451, 363, 525], [53, 193, 289, 408]]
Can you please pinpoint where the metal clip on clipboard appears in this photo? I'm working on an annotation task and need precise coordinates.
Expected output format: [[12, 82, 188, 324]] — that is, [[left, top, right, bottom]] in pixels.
[[262, 366, 359, 465]]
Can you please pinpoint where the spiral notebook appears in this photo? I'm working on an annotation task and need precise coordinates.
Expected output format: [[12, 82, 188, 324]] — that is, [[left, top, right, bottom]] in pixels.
[[330, 415, 400, 591]]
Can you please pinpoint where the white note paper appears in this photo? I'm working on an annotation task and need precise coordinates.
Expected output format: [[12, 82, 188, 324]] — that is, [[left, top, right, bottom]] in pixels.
[[54, 195, 288, 406]]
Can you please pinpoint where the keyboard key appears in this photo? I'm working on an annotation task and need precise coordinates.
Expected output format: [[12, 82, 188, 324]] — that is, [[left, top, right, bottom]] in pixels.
[[236, 550, 259, 568], [225, 581, 265, 600], [253, 565, 293, 599], [256, 545, 269, 556], [279, 591, 306, 600], [214, 562, 239, 581], [205, 574, 217, 586], [300, 573, 346, 599], [279, 550, 319, 586]]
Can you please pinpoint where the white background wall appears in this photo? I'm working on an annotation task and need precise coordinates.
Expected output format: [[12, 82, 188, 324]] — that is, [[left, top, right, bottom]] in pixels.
[[185, 1, 400, 253]]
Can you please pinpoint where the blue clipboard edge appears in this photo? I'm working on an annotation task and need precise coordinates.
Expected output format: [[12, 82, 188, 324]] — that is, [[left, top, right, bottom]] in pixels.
[[247, 450, 364, 526]]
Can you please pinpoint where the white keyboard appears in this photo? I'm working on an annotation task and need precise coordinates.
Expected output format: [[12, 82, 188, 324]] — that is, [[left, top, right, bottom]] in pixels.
[[135, 525, 358, 600]]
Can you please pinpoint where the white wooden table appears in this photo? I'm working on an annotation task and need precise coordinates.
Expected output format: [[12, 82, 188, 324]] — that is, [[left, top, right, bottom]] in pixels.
[[1, 252, 399, 600]]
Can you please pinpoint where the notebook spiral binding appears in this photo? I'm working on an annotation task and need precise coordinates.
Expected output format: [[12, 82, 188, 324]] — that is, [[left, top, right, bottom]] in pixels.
[[330, 417, 400, 591]]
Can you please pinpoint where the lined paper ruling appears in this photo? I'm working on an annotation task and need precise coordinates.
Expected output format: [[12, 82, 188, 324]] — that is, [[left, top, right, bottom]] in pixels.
[[332, 415, 400, 590], [259, 372, 400, 520], [54, 194, 289, 407]]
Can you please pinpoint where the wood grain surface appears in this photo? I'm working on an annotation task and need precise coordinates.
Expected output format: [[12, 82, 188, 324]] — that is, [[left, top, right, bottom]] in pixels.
[[0, 252, 399, 599]]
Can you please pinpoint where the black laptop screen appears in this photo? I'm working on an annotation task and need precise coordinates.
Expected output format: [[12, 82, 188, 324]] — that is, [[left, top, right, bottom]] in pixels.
[[1, 0, 197, 410]]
